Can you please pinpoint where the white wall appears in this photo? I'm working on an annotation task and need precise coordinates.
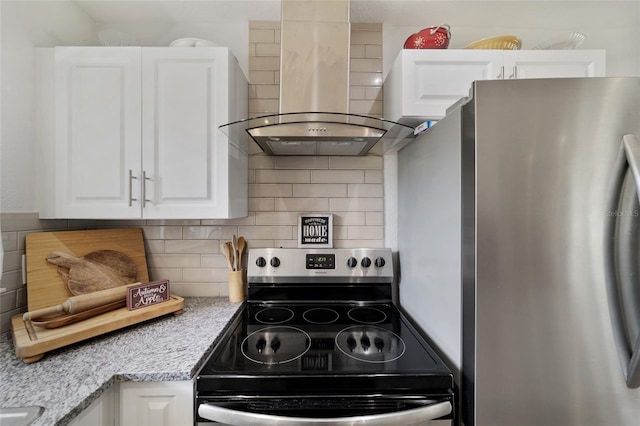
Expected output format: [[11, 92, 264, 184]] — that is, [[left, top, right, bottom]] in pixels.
[[1, 1, 97, 213]]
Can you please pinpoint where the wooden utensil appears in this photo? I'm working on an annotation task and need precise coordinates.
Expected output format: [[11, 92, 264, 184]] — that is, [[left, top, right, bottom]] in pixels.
[[237, 236, 246, 269], [232, 235, 239, 271], [30, 300, 127, 329], [47, 249, 137, 295], [220, 241, 233, 270], [23, 282, 139, 322]]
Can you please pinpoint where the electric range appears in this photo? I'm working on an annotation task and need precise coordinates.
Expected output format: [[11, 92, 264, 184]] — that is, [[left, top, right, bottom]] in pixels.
[[195, 248, 455, 425]]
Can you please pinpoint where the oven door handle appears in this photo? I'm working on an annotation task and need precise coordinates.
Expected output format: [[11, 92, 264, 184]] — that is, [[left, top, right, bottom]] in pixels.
[[198, 400, 452, 426]]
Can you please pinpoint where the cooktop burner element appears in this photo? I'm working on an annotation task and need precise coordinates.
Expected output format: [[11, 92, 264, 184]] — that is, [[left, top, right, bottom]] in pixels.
[[255, 307, 294, 324], [348, 306, 387, 324], [336, 325, 406, 363], [241, 326, 311, 365], [302, 307, 339, 324]]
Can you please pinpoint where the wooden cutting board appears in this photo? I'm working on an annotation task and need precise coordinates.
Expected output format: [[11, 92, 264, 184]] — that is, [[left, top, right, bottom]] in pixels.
[[26, 228, 149, 311]]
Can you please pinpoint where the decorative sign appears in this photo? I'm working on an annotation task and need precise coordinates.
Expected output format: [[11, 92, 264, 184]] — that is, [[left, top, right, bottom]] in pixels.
[[127, 280, 171, 311], [298, 214, 333, 248]]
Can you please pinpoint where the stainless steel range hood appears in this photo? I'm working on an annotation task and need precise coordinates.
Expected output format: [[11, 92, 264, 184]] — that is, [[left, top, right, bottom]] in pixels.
[[220, 0, 413, 156]]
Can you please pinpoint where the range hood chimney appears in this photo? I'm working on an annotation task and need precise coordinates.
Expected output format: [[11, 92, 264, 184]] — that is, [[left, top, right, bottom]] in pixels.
[[220, 0, 413, 156]]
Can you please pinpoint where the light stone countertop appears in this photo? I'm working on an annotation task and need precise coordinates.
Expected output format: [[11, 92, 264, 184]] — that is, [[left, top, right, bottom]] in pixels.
[[0, 297, 242, 426]]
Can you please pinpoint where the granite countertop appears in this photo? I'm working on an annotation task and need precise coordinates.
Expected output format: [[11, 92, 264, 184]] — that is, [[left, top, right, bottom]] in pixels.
[[0, 297, 242, 426]]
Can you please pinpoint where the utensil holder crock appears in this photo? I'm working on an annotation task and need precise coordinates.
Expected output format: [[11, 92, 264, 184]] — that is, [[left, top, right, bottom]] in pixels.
[[228, 269, 245, 303]]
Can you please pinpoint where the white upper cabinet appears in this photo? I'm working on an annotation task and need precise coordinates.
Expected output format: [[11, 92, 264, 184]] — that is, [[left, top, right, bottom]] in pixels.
[[384, 49, 606, 124], [37, 47, 248, 219]]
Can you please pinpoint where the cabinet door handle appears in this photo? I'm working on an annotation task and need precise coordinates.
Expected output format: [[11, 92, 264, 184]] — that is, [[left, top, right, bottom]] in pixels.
[[496, 65, 504, 79], [142, 170, 151, 208], [128, 170, 138, 206], [508, 66, 517, 79]]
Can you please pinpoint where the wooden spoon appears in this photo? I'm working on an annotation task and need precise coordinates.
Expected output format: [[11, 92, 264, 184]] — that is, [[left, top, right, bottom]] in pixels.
[[220, 241, 233, 270], [237, 236, 246, 270], [232, 235, 238, 271]]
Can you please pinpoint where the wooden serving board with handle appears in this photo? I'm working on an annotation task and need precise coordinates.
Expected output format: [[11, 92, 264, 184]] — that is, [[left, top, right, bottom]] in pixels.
[[12, 228, 185, 363], [25, 228, 149, 311], [11, 295, 184, 363]]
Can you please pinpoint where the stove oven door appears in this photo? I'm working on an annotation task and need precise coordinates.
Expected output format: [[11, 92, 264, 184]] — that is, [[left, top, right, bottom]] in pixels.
[[196, 395, 452, 425]]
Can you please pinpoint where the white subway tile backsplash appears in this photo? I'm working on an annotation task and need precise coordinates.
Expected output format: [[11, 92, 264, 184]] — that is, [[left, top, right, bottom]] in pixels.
[[365, 170, 383, 183], [201, 255, 233, 269], [249, 155, 276, 169], [347, 183, 384, 198], [144, 239, 165, 253], [249, 198, 276, 212], [365, 211, 384, 226], [249, 183, 293, 198], [146, 254, 202, 269], [141, 225, 183, 240], [249, 28, 277, 43], [149, 268, 183, 282], [182, 226, 238, 240], [182, 268, 227, 283], [238, 225, 294, 240], [333, 211, 366, 226], [274, 197, 330, 212], [255, 212, 299, 226], [165, 240, 218, 254], [274, 156, 329, 170], [255, 42, 281, 57], [311, 170, 364, 183], [255, 170, 311, 183], [329, 156, 383, 170], [248, 70, 277, 85], [348, 225, 383, 240], [330, 197, 383, 212], [2, 231, 18, 251], [333, 226, 348, 240], [293, 184, 348, 198], [255, 84, 280, 99]]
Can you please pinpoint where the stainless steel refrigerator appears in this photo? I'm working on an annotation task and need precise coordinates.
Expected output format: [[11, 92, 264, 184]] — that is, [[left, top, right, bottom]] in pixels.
[[397, 78, 640, 425]]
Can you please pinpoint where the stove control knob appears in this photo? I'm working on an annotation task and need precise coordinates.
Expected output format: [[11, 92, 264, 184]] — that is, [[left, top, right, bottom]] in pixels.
[[256, 257, 267, 268], [374, 257, 386, 268], [270, 257, 281, 268], [361, 257, 372, 268], [347, 257, 358, 268]]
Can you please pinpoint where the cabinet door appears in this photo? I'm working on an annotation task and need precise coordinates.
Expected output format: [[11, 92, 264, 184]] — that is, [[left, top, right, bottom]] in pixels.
[[141, 48, 231, 218], [54, 47, 142, 218], [505, 50, 606, 79], [397, 49, 503, 120], [69, 386, 116, 426], [119, 381, 193, 426]]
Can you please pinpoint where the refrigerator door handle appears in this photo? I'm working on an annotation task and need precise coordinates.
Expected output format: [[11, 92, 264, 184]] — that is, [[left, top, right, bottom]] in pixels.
[[604, 134, 640, 389]]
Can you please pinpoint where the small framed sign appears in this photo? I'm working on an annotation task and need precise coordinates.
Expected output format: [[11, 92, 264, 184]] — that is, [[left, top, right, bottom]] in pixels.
[[127, 280, 171, 310], [298, 213, 333, 248]]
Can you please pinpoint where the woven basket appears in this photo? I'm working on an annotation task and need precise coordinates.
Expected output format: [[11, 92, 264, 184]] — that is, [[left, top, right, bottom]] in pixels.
[[465, 35, 522, 50]]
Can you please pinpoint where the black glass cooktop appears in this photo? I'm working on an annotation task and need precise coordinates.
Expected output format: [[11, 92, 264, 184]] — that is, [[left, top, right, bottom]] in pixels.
[[197, 303, 453, 394]]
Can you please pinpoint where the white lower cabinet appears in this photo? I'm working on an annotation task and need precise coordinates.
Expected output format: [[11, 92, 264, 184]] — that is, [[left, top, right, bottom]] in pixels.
[[384, 49, 606, 123], [69, 381, 193, 426], [119, 381, 193, 426], [37, 46, 248, 219], [69, 385, 116, 426]]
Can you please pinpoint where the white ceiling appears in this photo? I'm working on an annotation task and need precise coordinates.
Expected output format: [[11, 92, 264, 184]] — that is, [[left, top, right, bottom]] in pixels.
[[69, 0, 638, 28]]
